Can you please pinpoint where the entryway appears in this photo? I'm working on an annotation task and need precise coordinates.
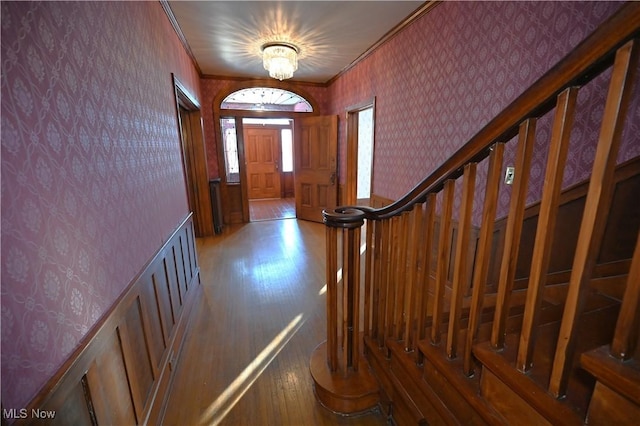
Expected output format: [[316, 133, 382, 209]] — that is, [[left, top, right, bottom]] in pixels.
[[243, 118, 296, 222], [215, 85, 337, 225], [249, 198, 296, 221]]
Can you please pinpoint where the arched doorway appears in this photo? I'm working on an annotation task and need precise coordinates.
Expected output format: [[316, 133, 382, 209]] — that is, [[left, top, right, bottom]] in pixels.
[[213, 83, 320, 224]]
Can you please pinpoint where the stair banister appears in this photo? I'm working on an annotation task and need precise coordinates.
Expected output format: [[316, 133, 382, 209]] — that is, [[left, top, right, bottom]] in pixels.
[[309, 3, 640, 423], [309, 207, 380, 414], [324, 4, 639, 229]]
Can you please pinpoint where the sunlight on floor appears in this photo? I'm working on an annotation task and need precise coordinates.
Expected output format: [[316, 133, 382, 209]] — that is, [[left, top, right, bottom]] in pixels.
[[199, 313, 306, 425]]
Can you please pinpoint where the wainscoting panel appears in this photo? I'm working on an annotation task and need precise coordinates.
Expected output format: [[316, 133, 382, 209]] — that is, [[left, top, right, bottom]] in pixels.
[[13, 215, 201, 426]]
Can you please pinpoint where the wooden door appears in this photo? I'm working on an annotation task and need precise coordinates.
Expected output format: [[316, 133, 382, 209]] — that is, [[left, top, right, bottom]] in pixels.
[[177, 106, 213, 236], [294, 115, 338, 222], [245, 127, 281, 200]]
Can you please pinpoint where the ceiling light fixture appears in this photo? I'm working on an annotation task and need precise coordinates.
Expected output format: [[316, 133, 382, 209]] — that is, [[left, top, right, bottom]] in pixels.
[[261, 42, 299, 81]]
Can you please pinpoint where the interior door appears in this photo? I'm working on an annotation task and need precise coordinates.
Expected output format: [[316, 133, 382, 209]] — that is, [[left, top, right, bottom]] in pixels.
[[177, 106, 214, 236], [294, 115, 338, 222], [245, 127, 281, 200]]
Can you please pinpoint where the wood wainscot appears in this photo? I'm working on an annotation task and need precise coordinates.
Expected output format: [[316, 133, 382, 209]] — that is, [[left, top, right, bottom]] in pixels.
[[9, 214, 201, 426]]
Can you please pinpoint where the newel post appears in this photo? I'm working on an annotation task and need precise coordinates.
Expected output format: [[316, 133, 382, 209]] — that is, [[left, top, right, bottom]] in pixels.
[[309, 208, 379, 414]]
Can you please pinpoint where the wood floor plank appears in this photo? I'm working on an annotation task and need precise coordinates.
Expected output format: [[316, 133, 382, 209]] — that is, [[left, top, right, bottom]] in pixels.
[[162, 219, 387, 425]]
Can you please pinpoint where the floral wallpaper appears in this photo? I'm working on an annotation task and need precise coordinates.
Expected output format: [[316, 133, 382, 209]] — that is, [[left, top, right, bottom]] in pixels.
[[328, 0, 638, 218], [1, 1, 200, 411]]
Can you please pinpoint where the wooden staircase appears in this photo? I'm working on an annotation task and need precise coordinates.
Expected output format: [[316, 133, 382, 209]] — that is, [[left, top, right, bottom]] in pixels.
[[312, 4, 640, 425]]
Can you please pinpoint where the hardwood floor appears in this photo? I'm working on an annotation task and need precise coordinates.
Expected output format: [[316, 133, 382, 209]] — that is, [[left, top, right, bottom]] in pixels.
[[162, 219, 388, 426], [249, 198, 296, 221]]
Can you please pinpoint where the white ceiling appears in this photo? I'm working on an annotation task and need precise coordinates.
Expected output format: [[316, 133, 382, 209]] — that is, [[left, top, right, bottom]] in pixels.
[[166, 1, 428, 84]]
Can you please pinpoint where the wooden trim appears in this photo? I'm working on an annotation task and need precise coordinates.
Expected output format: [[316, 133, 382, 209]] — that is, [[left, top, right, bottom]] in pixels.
[[431, 180, 454, 345], [324, 6, 640, 425], [361, 3, 640, 219], [370, 193, 394, 208], [15, 215, 201, 426], [213, 81, 322, 224], [516, 87, 577, 373], [160, 1, 202, 76], [174, 75, 214, 237], [491, 119, 537, 350], [327, 1, 442, 86], [213, 80, 322, 115], [345, 99, 376, 207], [549, 39, 639, 398], [201, 74, 328, 88], [464, 143, 504, 375], [162, 0, 440, 86], [446, 163, 476, 359], [345, 111, 359, 206]]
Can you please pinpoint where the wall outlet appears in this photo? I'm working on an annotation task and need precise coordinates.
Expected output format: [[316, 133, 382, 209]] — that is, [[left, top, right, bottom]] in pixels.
[[505, 166, 515, 185]]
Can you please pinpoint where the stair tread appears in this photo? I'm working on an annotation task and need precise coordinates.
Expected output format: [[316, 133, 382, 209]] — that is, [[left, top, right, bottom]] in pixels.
[[472, 294, 620, 423], [580, 345, 640, 405], [388, 336, 504, 425], [474, 340, 584, 425]]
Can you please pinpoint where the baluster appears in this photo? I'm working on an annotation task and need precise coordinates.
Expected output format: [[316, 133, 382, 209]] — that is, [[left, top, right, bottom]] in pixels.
[[415, 194, 436, 363], [377, 218, 391, 347], [463, 143, 505, 376], [431, 180, 455, 345], [490, 118, 537, 349], [447, 163, 477, 359], [394, 212, 410, 341], [404, 203, 424, 351], [516, 87, 578, 373], [549, 39, 639, 398], [352, 225, 362, 370], [326, 225, 339, 371], [342, 227, 350, 370], [386, 216, 400, 340], [312, 208, 377, 414], [611, 233, 640, 360], [340, 224, 362, 370], [363, 219, 375, 340], [371, 219, 384, 342]]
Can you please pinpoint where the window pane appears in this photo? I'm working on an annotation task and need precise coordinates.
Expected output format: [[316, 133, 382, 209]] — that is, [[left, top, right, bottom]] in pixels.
[[221, 87, 312, 112], [221, 118, 240, 183], [281, 129, 293, 172], [357, 108, 374, 199]]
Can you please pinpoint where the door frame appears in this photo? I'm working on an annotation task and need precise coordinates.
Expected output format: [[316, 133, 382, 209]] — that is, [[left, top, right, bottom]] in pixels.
[[212, 81, 321, 224], [173, 75, 214, 236], [345, 98, 376, 206]]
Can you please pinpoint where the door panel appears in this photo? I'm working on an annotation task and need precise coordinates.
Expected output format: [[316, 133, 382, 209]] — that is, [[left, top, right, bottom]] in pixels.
[[294, 115, 338, 222], [178, 106, 213, 236], [245, 127, 281, 199]]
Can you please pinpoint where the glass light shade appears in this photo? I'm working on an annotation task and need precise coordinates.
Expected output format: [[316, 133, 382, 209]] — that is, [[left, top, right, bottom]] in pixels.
[[262, 44, 298, 81]]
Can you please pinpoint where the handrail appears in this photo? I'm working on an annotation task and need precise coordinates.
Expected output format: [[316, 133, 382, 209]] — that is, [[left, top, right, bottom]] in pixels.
[[324, 2, 640, 226], [316, 2, 640, 422]]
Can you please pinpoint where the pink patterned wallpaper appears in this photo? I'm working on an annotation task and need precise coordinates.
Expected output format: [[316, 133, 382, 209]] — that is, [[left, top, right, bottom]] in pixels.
[[327, 0, 638, 216], [4, 0, 636, 414], [200, 78, 229, 177], [1, 2, 200, 410]]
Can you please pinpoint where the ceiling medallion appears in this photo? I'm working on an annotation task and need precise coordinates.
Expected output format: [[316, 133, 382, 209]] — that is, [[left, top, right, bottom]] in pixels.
[[261, 42, 299, 81]]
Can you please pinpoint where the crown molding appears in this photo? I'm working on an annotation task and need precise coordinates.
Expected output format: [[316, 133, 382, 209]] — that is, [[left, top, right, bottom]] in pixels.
[[326, 1, 441, 86], [160, 0, 203, 76]]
